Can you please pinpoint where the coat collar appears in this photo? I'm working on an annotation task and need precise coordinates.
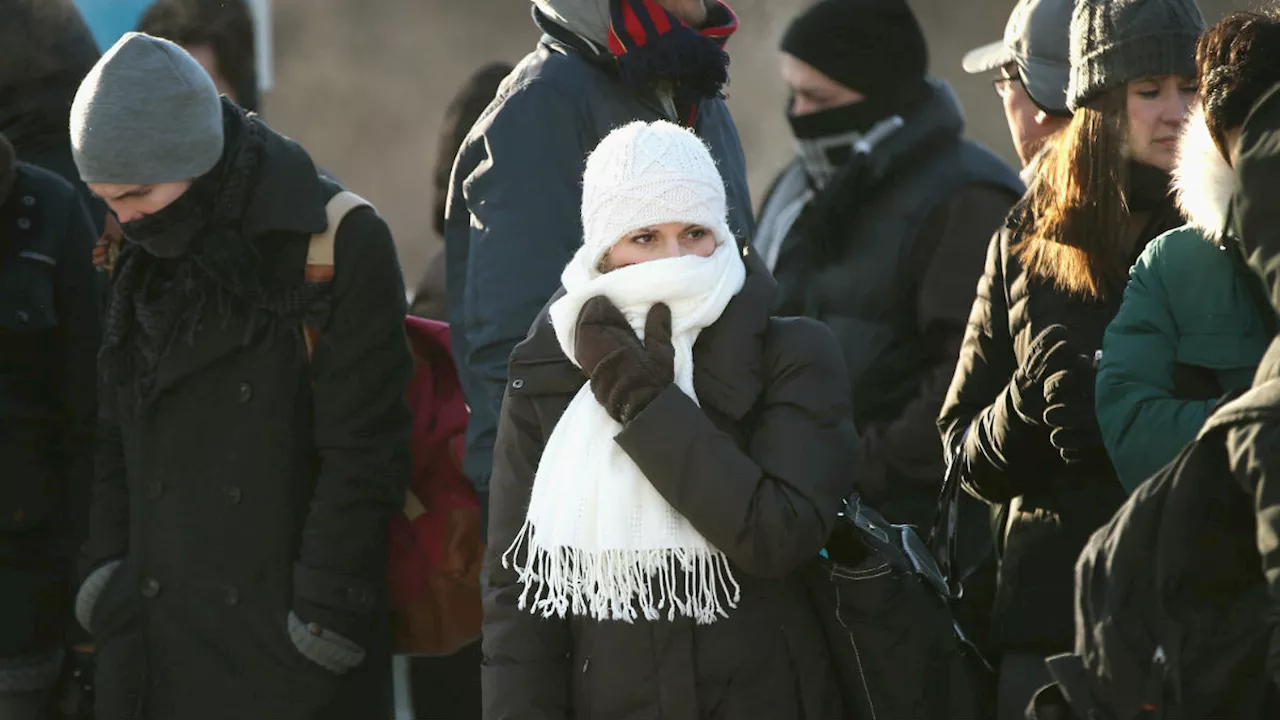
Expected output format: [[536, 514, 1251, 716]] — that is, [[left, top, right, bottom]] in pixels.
[[1173, 103, 1235, 241], [858, 78, 966, 187], [512, 242, 775, 421], [240, 115, 329, 241]]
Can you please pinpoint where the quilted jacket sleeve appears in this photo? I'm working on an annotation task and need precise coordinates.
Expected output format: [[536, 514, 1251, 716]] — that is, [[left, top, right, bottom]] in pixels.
[[1097, 234, 1214, 493], [938, 228, 1053, 503]]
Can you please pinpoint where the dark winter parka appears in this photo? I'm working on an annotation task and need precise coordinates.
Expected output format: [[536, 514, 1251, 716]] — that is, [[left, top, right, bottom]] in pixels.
[[757, 79, 1023, 530], [1229, 82, 1280, 691], [0, 142, 99, 691], [483, 249, 857, 720], [80, 107, 412, 720], [938, 197, 1182, 654], [445, 9, 754, 519]]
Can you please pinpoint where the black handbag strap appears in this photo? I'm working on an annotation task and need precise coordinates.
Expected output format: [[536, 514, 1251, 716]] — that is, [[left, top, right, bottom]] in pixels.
[[928, 430, 966, 598]]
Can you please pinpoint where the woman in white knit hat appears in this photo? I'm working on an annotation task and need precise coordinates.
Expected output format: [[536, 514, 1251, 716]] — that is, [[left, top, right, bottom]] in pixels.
[[482, 120, 856, 719]]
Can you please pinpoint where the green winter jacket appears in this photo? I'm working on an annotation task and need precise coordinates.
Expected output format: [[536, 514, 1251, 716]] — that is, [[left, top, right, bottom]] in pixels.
[[1097, 225, 1271, 492]]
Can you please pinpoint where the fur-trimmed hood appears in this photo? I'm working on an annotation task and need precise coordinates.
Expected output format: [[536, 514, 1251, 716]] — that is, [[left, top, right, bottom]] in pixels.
[[1172, 103, 1236, 240]]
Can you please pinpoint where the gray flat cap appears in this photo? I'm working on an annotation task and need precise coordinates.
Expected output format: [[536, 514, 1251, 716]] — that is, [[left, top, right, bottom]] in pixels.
[[71, 32, 224, 185], [964, 0, 1076, 115]]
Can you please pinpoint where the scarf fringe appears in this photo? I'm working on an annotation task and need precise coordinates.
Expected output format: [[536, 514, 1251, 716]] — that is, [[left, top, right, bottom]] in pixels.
[[503, 518, 743, 625]]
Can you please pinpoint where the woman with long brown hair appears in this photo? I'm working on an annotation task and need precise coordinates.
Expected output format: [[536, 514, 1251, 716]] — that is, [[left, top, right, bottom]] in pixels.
[[938, 0, 1204, 717]]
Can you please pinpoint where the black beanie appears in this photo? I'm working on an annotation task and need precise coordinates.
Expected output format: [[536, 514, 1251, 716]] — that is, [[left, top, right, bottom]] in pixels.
[[780, 0, 928, 102]]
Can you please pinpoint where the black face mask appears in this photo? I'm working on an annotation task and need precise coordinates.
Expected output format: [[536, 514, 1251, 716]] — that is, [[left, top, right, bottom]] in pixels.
[[119, 184, 209, 259], [786, 92, 907, 142], [786, 83, 928, 188]]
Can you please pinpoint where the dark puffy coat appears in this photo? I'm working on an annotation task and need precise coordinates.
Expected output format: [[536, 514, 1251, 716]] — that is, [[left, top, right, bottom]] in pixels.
[[445, 10, 754, 517], [938, 204, 1181, 654], [483, 250, 857, 720], [81, 116, 412, 720], [0, 153, 99, 691]]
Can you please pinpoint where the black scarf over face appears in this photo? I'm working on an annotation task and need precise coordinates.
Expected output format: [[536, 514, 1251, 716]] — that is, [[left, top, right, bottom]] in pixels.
[[100, 103, 330, 408], [118, 171, 217, 259]]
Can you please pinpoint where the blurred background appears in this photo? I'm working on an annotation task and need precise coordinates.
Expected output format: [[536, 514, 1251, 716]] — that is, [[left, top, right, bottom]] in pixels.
[[75, 0, 1247, 287]]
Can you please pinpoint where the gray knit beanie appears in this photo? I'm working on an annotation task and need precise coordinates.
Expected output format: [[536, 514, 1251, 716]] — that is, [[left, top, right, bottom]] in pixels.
[[70, 32, 224, 185], [1067, 0, 1205, 112]]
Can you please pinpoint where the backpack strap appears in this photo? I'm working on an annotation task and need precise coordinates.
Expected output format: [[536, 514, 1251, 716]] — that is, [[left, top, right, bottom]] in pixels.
[[302, 190, 373, 360]]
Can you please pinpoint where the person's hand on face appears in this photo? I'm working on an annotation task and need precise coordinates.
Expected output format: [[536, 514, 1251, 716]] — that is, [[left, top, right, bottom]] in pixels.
[[1127, 74, 1198, 171], [574, 299, 675, 425], [599, 222, 717, 272]]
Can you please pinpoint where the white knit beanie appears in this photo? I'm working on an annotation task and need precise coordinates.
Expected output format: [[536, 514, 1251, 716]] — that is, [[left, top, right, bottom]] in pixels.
[[581, 120, 736, 274]]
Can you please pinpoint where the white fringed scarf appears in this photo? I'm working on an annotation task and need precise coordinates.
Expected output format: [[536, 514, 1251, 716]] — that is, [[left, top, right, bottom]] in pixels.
[[503, 239, 746, 624]]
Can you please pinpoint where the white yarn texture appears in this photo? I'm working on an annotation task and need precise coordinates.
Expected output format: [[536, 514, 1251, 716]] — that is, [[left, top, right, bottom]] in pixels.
[[503, 120, 747, 624]]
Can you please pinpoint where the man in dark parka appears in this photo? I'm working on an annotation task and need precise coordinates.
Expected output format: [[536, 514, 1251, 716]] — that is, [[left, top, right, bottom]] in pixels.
[[0, 132, 100, 719], [69, 33, 412, 720], [755, 0, 1023, 530], [1229, 82, 1280, 692]]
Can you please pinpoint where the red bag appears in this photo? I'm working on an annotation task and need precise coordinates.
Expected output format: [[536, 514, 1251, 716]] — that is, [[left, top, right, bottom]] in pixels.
[[388, 316, 483, 656]]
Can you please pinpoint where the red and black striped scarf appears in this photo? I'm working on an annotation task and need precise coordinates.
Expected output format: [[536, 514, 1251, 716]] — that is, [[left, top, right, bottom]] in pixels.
[[606, 0, 739, 122]]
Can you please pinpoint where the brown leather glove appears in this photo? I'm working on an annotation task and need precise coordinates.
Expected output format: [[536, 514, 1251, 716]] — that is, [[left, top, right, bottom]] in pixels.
[[574, 297, 675, 425]]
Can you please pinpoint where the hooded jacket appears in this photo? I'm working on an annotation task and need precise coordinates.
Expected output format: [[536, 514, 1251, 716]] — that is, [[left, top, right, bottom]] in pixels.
[[1096, 105, 1273, 492], [445, 3, 752, 518], [1228, 84, 1280, 692]]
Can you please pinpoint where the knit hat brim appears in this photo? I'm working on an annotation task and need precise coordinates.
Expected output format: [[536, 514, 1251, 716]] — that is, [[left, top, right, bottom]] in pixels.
[[1068, 31, 1200, 110], [71, 32, 225, 185]]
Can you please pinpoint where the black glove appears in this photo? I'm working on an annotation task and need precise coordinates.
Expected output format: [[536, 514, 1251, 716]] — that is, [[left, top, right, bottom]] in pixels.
[[1008, 325, 1077, 426], [574, 297, 675, 425], [1042, 345, 1104, 464]]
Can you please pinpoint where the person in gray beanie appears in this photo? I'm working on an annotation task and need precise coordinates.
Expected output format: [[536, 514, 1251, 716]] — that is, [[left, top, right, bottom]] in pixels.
[[70, 32, 412, 720], [938, 1, 1202, 718]]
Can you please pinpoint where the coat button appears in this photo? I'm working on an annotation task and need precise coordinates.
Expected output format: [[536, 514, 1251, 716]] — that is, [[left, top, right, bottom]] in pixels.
[[21, 196, 35, 207], [224, 586, 240, 606], [16, 218, 30, 230], [511, 378, 525, 390], [140, 577, 162, 598], [147, 481, 164, 499], [237, 382, 253, 403], [223, 485, 242, 505]]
